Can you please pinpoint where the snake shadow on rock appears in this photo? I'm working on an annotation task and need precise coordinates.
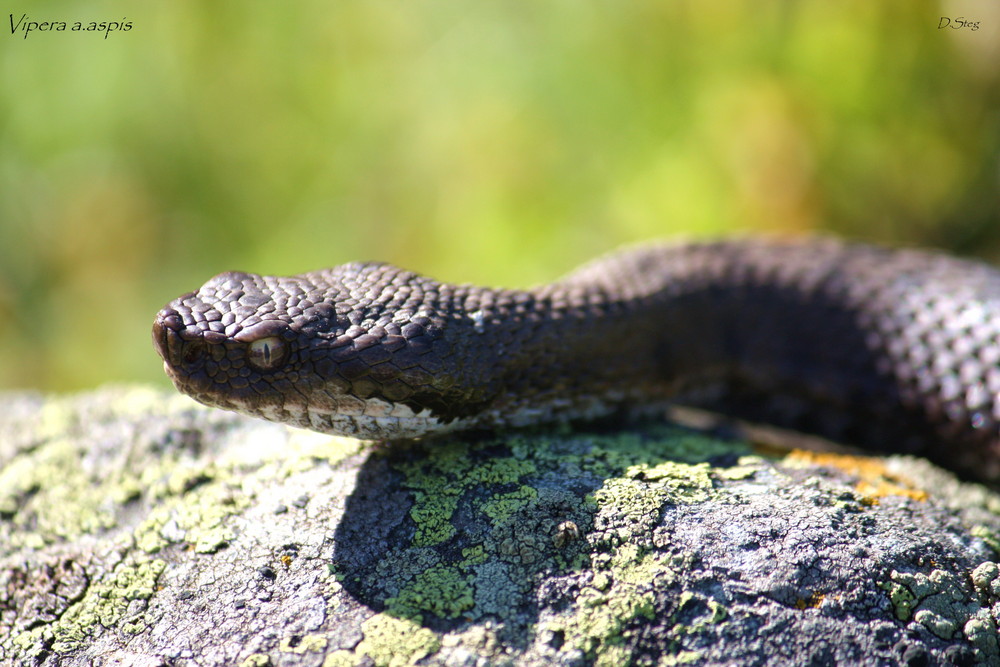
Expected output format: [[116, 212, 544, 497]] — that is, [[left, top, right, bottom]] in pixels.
[[330, 422, 746, 636]]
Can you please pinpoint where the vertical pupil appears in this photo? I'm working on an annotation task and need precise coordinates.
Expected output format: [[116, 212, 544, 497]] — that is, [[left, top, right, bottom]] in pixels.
[[248, 336, 285, 371]]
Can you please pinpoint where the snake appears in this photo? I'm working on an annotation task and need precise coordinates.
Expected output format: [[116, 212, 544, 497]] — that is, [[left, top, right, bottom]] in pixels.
[[152, 237, 1000, 482]]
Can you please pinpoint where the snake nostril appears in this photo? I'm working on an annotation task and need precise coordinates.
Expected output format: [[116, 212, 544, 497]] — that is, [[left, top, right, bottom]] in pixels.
[[183, 342, 206, 365]]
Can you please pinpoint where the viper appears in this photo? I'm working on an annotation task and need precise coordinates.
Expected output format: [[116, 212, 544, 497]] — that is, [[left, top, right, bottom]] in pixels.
[[152, 238, 1000, 482]]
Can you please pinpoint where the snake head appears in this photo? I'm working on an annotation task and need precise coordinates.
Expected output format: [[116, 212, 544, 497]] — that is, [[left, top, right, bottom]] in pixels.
[[153, 265, 485, 439], [152, 271, 311, 417]]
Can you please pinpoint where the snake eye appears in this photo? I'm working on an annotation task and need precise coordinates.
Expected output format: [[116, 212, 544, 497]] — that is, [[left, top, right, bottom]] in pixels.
[[247, 336, 288, 372]]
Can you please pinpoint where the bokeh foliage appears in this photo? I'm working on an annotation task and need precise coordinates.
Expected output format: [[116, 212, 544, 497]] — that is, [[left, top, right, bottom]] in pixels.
[[0, 0, 997, 391]]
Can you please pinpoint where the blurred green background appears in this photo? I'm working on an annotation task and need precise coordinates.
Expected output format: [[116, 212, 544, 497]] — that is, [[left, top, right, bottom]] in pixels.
[[1, 0, 998, 392]]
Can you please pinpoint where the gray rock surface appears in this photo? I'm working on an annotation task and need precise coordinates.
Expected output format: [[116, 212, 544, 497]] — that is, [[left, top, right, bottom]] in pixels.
[[3, 386, 1000, 666]]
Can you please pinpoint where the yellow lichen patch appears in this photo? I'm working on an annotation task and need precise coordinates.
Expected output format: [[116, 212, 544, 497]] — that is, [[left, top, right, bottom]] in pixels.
[[279, 634, 327, 654], [784, 450, 927, 502], [356, 614, 442, 667], [323, 650, 362, 667]]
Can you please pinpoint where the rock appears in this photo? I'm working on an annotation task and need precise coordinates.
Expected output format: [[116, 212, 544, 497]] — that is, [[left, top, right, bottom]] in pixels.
[[2, 386, 1000, 666]]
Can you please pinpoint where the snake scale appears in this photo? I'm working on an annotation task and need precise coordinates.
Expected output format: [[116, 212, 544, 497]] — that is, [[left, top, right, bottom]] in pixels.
[[152, 238, 1000, 482]]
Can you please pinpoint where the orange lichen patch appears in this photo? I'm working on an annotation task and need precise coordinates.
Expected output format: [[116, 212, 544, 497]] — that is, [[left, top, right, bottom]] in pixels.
[[795, 592, 826, 610], [855, 480, 928, 503], [784, 450, 928, 502]]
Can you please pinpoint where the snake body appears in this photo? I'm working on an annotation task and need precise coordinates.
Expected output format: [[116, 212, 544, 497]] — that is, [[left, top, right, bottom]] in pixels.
[[153, 238, 1000, 481]]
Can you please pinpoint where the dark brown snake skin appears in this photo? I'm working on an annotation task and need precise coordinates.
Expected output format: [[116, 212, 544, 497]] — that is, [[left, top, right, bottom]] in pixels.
[[152, 238, 1000, 482]]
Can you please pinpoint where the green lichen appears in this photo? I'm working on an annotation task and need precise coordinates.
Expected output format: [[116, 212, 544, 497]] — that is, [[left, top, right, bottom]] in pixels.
[[543, 452, 725, 665], [971, 561, 1000, 597], [385, 564, 475, 620], [355, 614, 442, 667], [912, 609, 957, 640], [0, 432, 120, 547], [659, 651, 703, 665], [553, 554, 659, 656], [407, 491, 462, 547], [130, 411, 358, 557], [396, 441, 538, 547], [715, 456, 766, 480], [8, 391, 746, 664], [547, 545, 727, 667], [370, 549, 443, 600], [479, 485, 538, 524], [970, 525, 1000, 555], [460, 545, 488, 567], [964, 612, 1000, 664], [570, 427, 750, 474], [881, 580, 917, 621], [2, 386, 371, 662], [121, 618, 148, 635], [592, 572, 611, 591], [372, 426, 741, 662], [0, 387, 277, 555], [11, 554, 166, 655], [967, 562, 1000, 662], [590, 460, 714, 533], [883, 569, 984, 642], [258, 430, 362, 476], [395, 445, 471, 547], [133, 467, 250, 554]]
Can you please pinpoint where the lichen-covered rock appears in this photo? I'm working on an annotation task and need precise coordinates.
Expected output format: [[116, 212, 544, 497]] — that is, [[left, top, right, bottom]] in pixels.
[[2, 387, 1000, 666]]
